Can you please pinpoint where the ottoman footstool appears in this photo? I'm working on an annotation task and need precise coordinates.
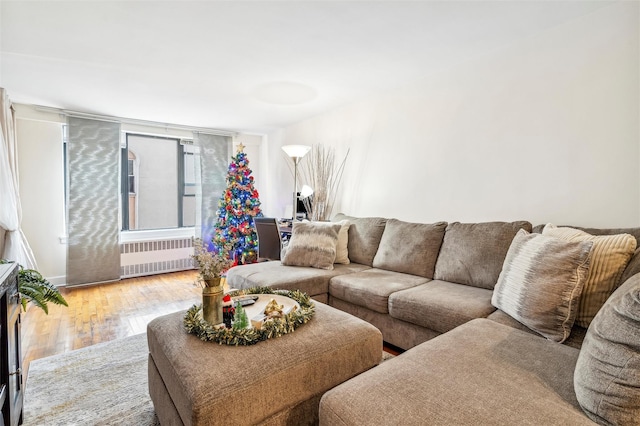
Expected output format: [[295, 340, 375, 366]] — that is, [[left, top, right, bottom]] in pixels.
[[147, 302, 383, 425]]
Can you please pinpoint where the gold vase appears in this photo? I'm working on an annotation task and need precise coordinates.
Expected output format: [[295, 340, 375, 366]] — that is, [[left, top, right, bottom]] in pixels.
[[202, 279, 224, 325], [204, 277, 223, 288]]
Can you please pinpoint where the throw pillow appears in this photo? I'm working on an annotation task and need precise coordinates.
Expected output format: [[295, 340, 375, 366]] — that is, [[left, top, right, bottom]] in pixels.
[[542, 224, 636, 327], [372, 219, 447, 278], [491, 229, 593, 343], [281, 221, 342, 270], [302, 219, 350, 264], [335, 220, 350, 264], [574, 274, 640, 425]]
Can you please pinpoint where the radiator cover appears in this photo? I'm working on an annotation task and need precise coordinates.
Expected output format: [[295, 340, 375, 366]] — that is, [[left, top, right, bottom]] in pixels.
[[120, 237, 194, 278]]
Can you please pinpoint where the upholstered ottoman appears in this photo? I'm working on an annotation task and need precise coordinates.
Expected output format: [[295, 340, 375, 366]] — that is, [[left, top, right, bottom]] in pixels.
[[147, 302, 382, 425]]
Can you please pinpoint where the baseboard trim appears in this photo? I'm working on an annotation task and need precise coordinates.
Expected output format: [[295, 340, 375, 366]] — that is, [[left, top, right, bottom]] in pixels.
[[46, 275, 67, 287]]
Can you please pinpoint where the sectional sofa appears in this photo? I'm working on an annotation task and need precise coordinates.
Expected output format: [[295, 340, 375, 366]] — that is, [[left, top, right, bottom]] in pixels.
[[226, 214, 640, 425]]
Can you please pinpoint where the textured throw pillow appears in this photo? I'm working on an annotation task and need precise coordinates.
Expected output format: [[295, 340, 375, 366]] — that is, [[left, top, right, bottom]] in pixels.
[[303, 219, 350, 264], [281, 221, 341, 270], [574, 274, 640, 425], [332, 220, 351, 264], [491, 229, 593, 342], [434, 221, 532, 289], [543, 224, 636, 328], [372, 219, 447, 278]]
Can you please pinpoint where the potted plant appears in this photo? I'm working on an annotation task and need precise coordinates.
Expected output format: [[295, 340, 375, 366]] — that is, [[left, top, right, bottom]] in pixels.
[[192, 239, 233, 325], [0, 259, 68, 314]]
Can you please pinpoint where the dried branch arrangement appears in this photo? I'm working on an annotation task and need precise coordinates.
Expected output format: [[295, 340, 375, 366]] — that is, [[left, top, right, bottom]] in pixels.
[[299, 145, 349, 221]]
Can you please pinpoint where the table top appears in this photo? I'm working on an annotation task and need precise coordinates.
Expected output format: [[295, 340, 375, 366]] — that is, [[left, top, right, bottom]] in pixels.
[[237, 294, 299, 324]]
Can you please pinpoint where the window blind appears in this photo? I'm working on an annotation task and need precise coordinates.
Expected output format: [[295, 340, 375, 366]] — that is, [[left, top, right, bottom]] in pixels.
[[67, 117, 121, 286], [194, 133, 231, 245]]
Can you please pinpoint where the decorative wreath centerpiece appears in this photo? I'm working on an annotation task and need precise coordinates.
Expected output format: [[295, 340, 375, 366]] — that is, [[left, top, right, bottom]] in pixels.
[[184, 286, 315, 346]]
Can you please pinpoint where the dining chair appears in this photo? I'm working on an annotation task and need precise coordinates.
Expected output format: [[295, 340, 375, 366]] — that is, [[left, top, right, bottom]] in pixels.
[[254, 217, 283, 261]]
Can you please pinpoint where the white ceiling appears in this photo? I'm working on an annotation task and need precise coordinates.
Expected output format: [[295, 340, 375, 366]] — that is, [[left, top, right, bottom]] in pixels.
[[0, 1, 612, 133]]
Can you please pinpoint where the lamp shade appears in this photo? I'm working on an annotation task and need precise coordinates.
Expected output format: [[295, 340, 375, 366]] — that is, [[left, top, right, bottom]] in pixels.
[[300, 185, 314, 199], [282, 144, 311, 159]]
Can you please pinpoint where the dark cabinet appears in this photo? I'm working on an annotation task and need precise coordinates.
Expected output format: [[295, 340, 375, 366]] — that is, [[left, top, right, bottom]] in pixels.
[[0, 264, 23, 426]]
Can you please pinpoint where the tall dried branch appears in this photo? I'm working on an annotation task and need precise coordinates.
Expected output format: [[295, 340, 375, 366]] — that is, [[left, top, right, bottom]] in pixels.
[[299, 145, 349, 221]]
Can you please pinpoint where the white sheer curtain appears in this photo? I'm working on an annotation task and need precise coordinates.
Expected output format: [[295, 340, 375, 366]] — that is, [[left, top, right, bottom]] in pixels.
[[0, 88, 37, 268], [194, 132, 231, 245]]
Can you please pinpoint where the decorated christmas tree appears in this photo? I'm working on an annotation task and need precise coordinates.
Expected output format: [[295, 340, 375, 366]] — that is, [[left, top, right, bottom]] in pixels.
[[211, 143, 263, 264]]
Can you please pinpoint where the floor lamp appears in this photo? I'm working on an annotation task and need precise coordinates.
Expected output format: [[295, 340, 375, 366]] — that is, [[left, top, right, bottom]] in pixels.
[[282, 144, 311, 221]]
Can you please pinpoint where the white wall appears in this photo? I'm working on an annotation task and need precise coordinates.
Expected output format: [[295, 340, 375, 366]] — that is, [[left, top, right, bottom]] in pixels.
[[16, 115, 67, 283], [269, 2, 640, 228]]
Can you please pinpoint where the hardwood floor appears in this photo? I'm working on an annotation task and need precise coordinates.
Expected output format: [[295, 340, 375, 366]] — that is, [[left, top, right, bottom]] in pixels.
[[21, 270, 202, 378], [21, 270, 403, 379]]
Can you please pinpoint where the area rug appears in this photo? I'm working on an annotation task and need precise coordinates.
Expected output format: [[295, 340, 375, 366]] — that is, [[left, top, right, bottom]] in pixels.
[[23, 333, 159, 426], [24, 332, 395, 426]]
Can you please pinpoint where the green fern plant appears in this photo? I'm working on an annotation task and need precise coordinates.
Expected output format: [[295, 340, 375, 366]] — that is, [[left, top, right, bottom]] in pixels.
[[0, 259, 68, 314]]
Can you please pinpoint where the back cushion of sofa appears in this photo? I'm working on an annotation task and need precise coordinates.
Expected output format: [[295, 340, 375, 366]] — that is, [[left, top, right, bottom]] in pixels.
[[372, 219, 447, 278], [434, 221, 532, 289], [333, 213, 387, 266], [619, 248, 640, 284], [532, 224, 640, 246], [533, 224, 640, 285]]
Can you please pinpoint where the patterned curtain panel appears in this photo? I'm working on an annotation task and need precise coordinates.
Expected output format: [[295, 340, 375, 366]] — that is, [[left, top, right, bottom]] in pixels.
[[194, 133, 231, 245], [67, 117, 121, 286]]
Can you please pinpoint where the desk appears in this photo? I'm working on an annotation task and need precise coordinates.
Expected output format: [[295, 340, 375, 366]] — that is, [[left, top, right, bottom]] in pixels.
[[278, 220, 292, 241]]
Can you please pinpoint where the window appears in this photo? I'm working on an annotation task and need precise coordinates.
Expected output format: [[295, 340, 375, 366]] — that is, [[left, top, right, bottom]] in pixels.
[[127, 157, 136, 194], [121, 134, 197, 231]]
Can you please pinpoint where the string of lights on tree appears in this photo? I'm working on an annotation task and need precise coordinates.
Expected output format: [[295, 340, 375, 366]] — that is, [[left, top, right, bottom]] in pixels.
[[211, 143, 263, 265]]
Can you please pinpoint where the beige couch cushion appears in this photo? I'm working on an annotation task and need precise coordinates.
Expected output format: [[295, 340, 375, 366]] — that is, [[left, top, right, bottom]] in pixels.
[[389, 280, 495, 334], [320, 319, 592, 426], [226, 261, 370, 297], [333, 213, 386, 266], [532, 223, 640, 246], [487, 309, 588, 350], [574, 274, 640, 425], [372, 219, 447, 278], [434, 221, 532, 289], [533, 224, 640, 285], [492, 230, 593, 343], [329, 268, 428, 314], [542, 224, 636, 327], [620, 248, 640, 284]]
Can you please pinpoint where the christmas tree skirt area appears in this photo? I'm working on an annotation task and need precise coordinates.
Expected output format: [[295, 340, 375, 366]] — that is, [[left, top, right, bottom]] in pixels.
[[23, 332, 395, 425]]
